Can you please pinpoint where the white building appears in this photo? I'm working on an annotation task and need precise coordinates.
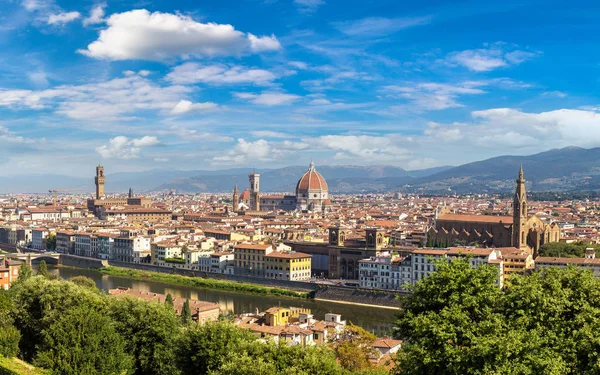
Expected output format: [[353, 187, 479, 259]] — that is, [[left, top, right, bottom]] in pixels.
[[31, 228, 49, 250]]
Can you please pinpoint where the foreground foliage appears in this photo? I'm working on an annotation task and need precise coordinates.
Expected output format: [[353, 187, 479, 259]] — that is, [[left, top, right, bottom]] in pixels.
[[0, 276, 379, 375], [394, 258, 600, 375]]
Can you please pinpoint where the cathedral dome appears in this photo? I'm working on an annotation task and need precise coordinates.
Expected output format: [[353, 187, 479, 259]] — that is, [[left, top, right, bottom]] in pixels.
[[296, 161, 328, 195]]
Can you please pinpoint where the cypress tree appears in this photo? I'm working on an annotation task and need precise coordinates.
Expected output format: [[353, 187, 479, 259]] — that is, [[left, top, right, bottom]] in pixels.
[[37, 260, 50, 279], [165, 294, 174, 310], [181, 299, 192, 325]]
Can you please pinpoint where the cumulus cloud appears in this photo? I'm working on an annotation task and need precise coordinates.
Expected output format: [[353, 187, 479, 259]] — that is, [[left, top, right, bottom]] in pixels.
[[212, 138, 306, 165], [0, 71, 191, 121], [446, 43, 539, 72], [167, 63, 276, 85], [47, 11, 80, 25], [248, 33, 282, 52], [83, 3, 106, 26], [305, 135, 411, 163], [170, 100, 218, 115], [332, 16, 431, 36], [233, 91, 301, 106], [78, 9, 281, 61], [96, 135, 160, 159]]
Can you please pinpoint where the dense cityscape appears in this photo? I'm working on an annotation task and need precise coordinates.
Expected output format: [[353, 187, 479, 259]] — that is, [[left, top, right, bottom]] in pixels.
[[2, 0, 600, 373]]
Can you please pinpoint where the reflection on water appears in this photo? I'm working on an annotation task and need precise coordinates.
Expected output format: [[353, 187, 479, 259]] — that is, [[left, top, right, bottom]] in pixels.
[[48, 267, 397, 335]]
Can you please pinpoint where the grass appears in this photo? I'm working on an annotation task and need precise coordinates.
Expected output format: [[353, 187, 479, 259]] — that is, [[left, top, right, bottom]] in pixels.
[[0, 356, 46, 375], [99, 267, 313, 299]]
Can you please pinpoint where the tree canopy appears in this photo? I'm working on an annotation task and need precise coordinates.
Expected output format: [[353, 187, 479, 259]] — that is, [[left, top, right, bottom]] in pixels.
[[394, 258, 600, 375]]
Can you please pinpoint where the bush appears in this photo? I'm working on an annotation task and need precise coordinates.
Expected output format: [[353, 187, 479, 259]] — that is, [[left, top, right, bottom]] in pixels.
[[0, 326, 20, 358]]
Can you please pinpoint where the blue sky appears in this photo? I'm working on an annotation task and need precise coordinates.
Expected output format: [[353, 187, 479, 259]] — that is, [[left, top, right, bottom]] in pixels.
[[1, 0, 599, 176]]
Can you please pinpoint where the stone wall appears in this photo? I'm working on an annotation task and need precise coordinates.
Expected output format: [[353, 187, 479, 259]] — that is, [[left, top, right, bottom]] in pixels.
[[61, 254, 107, 269], [107, 260, 317, 292], [314, 285, 405, 308]]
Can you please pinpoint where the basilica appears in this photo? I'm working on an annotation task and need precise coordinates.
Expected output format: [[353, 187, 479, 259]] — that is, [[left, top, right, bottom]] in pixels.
[[233, 161, 331, 212], [427, 166, 561, 255]]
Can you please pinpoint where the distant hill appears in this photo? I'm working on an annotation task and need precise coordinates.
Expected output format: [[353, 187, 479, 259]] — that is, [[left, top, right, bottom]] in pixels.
[[403, 146, 600, 193], [153, 165, 443, 193], [4, 146, 600, 194]]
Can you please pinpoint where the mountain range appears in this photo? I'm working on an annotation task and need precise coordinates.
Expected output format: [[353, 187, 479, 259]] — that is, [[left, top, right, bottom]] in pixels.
[[2, 146, 600, 194]]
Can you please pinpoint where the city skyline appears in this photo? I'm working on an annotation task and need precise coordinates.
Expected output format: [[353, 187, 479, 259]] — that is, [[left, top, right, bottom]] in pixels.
[[1, 0, 600, 176]]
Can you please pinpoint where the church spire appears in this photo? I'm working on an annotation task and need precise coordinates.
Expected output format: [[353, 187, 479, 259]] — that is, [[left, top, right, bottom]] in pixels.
[[513, 165, 528, 249]]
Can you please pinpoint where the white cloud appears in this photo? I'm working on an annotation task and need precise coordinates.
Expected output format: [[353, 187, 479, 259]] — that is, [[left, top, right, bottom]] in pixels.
[[96, 135, 160, 159], [47, 11, 80, 25], [305, 135, 411, 163], [381, 82, 486, 111], [21, 0, 53, 11], [83, 3, 106, 26], [233, 91, 301, 106], [332, 16, 431, 36], [0, 71, 191, 121], [170, 100, 218, 115], [131, 135, 160, 147], [212, 138, 307, 165], [167, 62, 276, 85], [446, 43, 539, 72], [248, 33, 282, 52], [294, 0, 324, 13], [78, 9, 280, 61], [250, 131, 291, 138]]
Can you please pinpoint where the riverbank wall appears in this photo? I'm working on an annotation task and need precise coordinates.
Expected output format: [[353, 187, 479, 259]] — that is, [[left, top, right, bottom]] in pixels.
[[55, 254, 404, 308], [314, 286, 404, 308], [61, 254, 107, 269], [107, 260, 316, 292]]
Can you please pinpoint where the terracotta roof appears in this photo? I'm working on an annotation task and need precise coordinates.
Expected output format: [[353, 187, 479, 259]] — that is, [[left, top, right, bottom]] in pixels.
[[374, 338, 403, 349], [265, 251, 311, 259], [296, 163, 328, 192], [437, 213, 513, 224], [536, 257, 600, 265]]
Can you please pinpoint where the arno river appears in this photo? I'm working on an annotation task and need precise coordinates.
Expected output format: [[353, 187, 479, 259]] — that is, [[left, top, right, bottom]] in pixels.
[[47, 267, 397, 335]]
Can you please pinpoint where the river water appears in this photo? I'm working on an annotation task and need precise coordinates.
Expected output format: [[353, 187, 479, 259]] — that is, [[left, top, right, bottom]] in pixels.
[[47, 267, 397, 335]]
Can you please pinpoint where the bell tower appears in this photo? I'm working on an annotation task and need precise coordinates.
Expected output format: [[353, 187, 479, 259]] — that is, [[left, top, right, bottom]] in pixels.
[[512, 164, 528, 249], [248, 172, 260, 211], [95, 165, 105, 199], [232, 184, 239, 211]]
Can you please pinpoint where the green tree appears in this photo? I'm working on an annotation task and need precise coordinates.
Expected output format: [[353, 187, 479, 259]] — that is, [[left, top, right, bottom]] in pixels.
[[45, 232, 56, 251], [37, 260, 50, 279], [34, 306, 133, 375], [181, 299, 191, 325], [108, 297, 180, 375], [10, 277, 108, 361], [393, 258, 506, 374], [68, 276, 97, 290], [332, 324, 377, 372], [393, 259, 600, 375], [165, 294, 174, 310], [0, 291, 19, 358], [17, 263, 32, 283], [176, 322, 256, 374], [212, 340, 345, 375]]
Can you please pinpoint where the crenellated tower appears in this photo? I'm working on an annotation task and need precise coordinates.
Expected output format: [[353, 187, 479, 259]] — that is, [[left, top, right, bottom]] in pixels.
[[95, 165, 105, 199]]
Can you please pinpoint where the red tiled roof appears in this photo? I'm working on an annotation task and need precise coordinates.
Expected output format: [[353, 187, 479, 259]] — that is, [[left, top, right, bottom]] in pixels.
[[437, 213, 513, 224]]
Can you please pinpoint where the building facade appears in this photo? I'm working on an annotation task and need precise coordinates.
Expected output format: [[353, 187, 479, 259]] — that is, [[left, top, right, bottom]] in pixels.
[[428, 166, 561, 255]]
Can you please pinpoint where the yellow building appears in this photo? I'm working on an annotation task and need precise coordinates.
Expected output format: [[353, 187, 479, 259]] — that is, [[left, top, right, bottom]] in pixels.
[[265, 251, 312, 281], [234, 243, 273, 276], [501, 247, 534, 281], [265, 307, 291, 326]]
